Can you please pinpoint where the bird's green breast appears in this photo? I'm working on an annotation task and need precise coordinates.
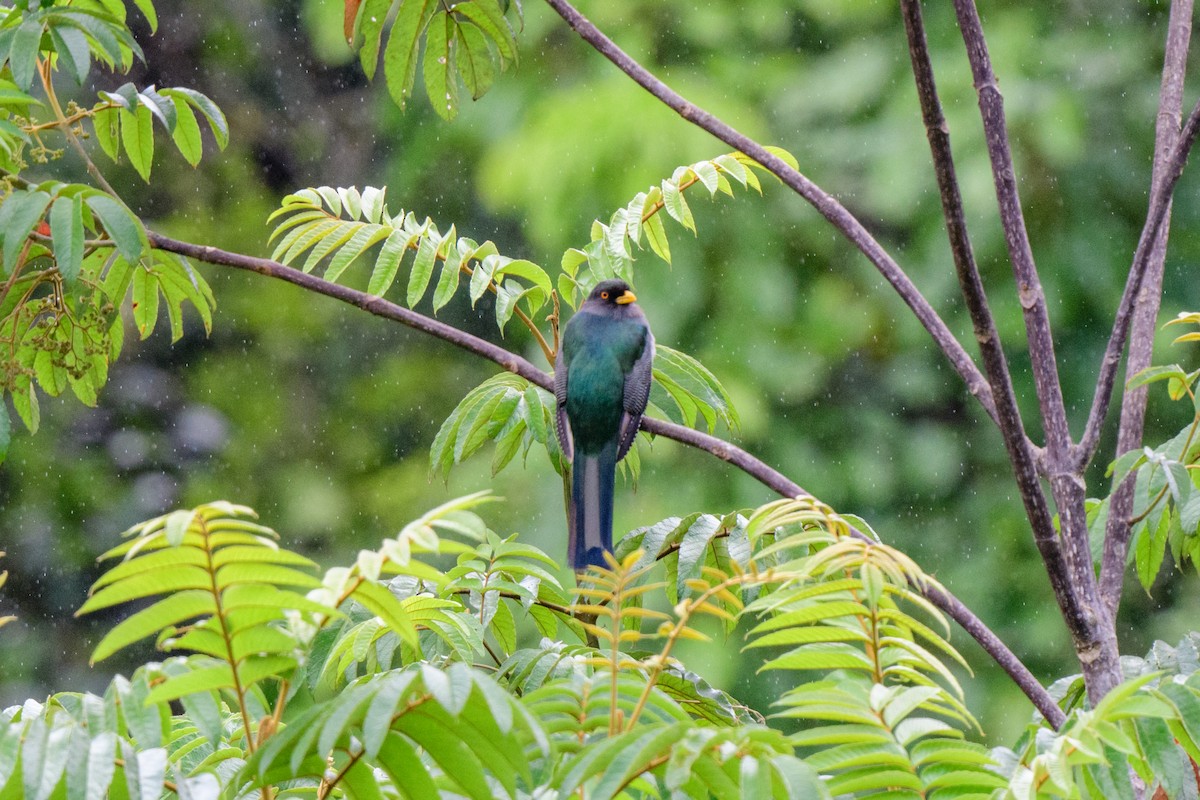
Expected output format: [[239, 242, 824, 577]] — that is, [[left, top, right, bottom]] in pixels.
[[562, 310, 647, 453]]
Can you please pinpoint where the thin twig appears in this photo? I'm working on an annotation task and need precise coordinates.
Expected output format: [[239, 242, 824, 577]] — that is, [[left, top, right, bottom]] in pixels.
[[147, 230, 1063, 727], [37, 58, 119, 199], [1098, 0, 1194, 617], [540, 0, 1000, 429]]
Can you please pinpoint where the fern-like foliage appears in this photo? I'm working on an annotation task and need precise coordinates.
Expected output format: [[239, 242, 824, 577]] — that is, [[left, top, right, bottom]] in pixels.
[[557, 148, 798, 307], [613, 497, 1006, 798], [19, 491, 1200, 798], [75, 501, 337, 749], [744, 499, 1004, 798], [268, 185, 552, 335], [429, 372, 561, 480], [429, 352, 739, 485], [242, 662, 548, 800], [0, 667, 225, 800]]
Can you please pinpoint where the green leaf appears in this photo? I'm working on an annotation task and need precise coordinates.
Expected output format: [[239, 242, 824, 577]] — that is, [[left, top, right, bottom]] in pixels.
[[131, 265, 160, 338], [662, 178, 695, 232], [325, 223, 389, 283], [137, 87, 176, 132], [393, 711, 493, 800], [85, 194, 147, 263], [1136, 507, 1169, 592], [89, 591, 216, 662], [144, 662, 238, 704], [1127, 364, 1189, 392], [163, 88, 228, 150], [92, 106, 121, 161], [432, 242, 467, 311], [643, 210, 670, 263], [49, 195, 84, 287], [49, 26, 91, 85], [454, 20, 495, 99], [347, 579, 419, 647], [355, 0, 395, 80], [676, 514, 723, 597], [170, 100, 203, 166], [339, 758, 385, 800], [0, 189, 51, 274], [366, 227, 412, 296], [383, 0, 436, 109], [120, 105, 155, 182], [408, 228, 442, 306], [132, 0, 157, 33], [376, 732, 439, 800], [33, 348, 68, 397], [9, 18, 44, 91], [495, 258, 552, 298], [456, 0, 516, 64], [423, 11, 458, 121]]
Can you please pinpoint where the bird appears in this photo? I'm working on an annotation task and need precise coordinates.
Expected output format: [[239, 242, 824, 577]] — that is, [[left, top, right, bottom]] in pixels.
[[555, 278, 654, 570]]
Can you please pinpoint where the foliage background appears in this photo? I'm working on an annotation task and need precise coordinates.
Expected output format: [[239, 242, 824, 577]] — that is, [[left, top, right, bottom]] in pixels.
[[1, 0, 1199, 743]]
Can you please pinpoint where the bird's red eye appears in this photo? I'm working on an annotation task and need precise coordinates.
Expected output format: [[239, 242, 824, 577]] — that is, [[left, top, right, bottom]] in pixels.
[[600, 291, 609, 299]]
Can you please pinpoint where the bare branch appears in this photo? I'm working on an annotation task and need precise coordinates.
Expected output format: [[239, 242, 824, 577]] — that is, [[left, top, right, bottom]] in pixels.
[[540, 0, 1000, 429], [922, 584, 1064, 727], [149, 229, 1063, 728], [900, 0, 1099, 697], [1098, 0, 1194, 617], [950, 0, 1128, 700], [951, 0, 1072, 460], [1078, 98, 1200, 467]]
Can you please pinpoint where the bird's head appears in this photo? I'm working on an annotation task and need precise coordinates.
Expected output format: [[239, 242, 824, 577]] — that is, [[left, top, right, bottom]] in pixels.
[[586, 279, 638, 308]]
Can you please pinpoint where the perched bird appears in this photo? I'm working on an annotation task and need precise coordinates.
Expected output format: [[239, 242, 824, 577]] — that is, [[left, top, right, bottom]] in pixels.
[[555, 279, 654, 569]]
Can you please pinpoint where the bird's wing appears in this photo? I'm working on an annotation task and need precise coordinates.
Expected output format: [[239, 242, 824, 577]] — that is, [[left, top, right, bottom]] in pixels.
[[616, 328, 654, 461], [554, 345, 573, 463]]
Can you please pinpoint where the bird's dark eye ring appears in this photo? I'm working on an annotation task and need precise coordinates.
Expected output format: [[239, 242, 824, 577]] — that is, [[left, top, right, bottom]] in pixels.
[[600, 291, 609, 299]]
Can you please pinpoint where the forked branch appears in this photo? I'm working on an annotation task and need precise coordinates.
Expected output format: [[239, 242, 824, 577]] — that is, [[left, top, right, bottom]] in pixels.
[[899, 0, 1090, 648]]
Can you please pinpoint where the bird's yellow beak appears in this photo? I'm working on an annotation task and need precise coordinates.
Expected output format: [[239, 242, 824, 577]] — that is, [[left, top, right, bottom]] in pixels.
[[616, 290, 637, 305]]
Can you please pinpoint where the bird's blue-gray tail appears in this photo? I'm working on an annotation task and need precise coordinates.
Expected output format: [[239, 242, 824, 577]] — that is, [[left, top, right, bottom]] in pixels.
[[568, 441, 617, 569]]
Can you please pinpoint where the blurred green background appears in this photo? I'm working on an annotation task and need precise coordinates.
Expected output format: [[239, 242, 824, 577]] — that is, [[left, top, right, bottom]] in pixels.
[[2, 0, 1199, 746]]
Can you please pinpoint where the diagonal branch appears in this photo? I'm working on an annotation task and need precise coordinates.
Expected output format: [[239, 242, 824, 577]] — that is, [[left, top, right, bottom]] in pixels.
[[148, 230, 1064, 728], [1097, 0, 1194, 617], [540, 0, 1000, 430], [1078, 1, 1196, 470], [1077, 97, 1200, 470]]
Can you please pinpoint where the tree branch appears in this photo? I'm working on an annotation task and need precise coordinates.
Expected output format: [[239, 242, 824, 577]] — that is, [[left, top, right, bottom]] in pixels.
[[1098, 0, 1194, 617], [899, 0, 1084, 638], [951, 0, 1126, 699], [148, 230, 1064, 728], [950, 0, 1070, 458], [540, 0, 1001, 430], [1077, 98, 1200, 468]]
